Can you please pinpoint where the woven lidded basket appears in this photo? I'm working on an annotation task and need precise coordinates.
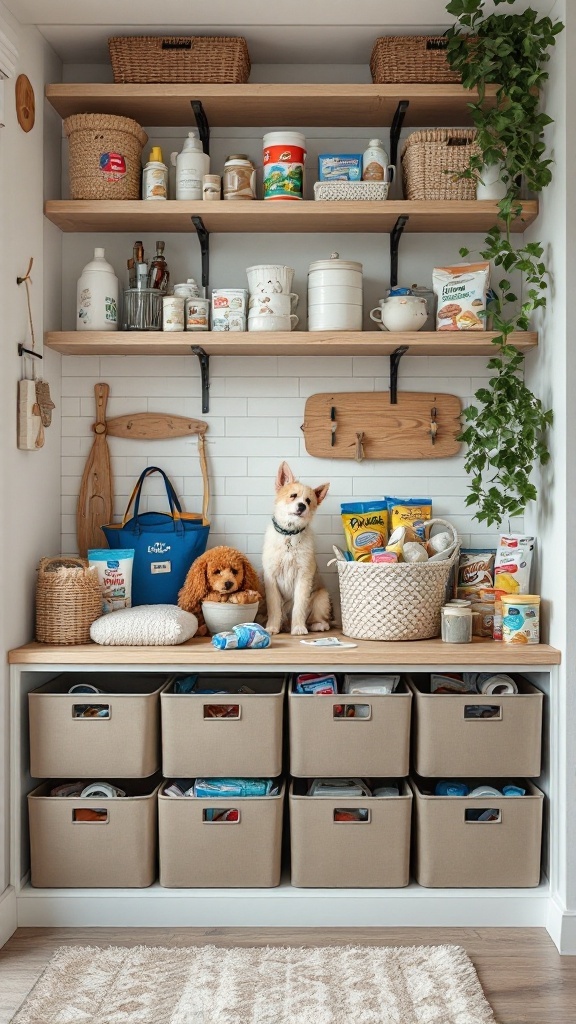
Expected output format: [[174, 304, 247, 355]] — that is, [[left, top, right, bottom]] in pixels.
[[402, 129, 478, 201], [64, 113, 148, 200], [335, 543, 459, 642], [109, 36, 251, 84], [370, 36, 460, 84], [36, 557, 102, 645]]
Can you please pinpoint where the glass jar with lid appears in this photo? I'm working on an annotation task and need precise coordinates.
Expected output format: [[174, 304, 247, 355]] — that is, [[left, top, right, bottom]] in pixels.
[[223, 155, 256, 200]]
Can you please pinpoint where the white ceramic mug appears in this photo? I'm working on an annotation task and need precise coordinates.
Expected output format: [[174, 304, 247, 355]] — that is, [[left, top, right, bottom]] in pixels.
[[248, 313, 299, 332], [248, 293, 298, 316], [246, 264, 295, 295]]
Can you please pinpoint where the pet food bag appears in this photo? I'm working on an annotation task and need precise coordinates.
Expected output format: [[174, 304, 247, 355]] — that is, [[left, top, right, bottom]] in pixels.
[[386, 498, 432, 540], [340, 501, 388, 562], [494, 534, 535, 594], [433, 262, 490, 330]]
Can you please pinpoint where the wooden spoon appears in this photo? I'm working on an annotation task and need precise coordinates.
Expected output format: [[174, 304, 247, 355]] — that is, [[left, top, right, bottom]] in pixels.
[[76, 383, 113, 557]]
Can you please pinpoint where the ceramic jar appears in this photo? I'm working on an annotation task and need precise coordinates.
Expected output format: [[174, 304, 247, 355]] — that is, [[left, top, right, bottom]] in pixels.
[[246, 265, 295, 295], [476, 161, 507, 201], [307, 252, 363, 331], [370, 290, 428, 332]]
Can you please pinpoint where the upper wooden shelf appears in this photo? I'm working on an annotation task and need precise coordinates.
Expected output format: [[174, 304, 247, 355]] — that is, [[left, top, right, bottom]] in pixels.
[[45, 331, 538, 358], [9, 633, 560, 666], [44, 199, 538, 234], [46, 82, 498, 128]]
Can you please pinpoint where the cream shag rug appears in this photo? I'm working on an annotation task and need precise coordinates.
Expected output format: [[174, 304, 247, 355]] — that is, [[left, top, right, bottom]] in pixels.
[[11, 944, 497, 1024]]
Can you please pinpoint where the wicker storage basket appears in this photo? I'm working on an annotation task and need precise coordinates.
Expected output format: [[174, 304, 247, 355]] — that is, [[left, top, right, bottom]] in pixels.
[[36, 557, 102, 645], [64, 113, 147, 200], [402, 129, 478, 201], [370, 36, 460, 84], [313, 181, 390, 201], [335, 544, 459, 642], [108, 36, 251, 84]]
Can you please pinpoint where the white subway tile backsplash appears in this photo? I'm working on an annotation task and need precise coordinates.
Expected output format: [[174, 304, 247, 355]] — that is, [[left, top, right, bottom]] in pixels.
[[226, 377, 299, 397], [299, 377, 374, 397], [225, 417, 278, 437]]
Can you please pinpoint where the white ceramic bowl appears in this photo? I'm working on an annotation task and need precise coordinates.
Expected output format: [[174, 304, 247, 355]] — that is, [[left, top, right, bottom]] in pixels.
[[246, 265, 294, 294], [248, 314, 298, 331], [201, 600, 259, 635]]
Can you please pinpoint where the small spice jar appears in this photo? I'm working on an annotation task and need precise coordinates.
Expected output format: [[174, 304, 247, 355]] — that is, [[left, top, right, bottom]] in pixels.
[[223, 155, 256, 200], [203, 173, 221, 200], [162, 294, 185, 332], [441, 605, 474, 644]]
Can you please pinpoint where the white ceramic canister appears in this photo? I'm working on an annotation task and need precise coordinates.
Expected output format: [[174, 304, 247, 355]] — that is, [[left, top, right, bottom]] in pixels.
[[173, 279, 200, 300], [223, 154, 257, 200], [307, 252, 363, 331], [171, 132, 209, 201], [246, 264, 295, 295], [186, 297, 210, 331], [263, 131, 306, 201], [77, 247, 119, 331], [162, 294, 185, 332]]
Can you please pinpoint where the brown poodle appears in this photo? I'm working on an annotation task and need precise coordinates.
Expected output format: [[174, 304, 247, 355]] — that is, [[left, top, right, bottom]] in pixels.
[[178, 546, 263, 635]]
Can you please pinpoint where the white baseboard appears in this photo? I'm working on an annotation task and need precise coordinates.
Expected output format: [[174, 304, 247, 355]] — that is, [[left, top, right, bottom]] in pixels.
[[0, 886, 17, 948], [546, 896, 576, 954]]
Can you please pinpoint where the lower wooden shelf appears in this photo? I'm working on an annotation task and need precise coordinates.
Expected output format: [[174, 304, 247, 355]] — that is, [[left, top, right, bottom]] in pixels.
[[44, 330, 538, 358]]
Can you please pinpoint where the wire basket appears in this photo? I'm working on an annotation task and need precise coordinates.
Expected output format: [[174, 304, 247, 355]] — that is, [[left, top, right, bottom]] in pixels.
[[108, 36, 251, 84], [36, 557, 102, 645], [401, 129, 478, 201], [370, 36, 460, 84], [335, 523, 459, 642], [64, 113, 148, 200]]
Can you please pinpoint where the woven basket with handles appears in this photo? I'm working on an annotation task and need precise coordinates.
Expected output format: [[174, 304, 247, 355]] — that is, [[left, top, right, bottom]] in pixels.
[[64, 113, 148, 200], [108, 36, 251, 84], [370, 36, 460, 84], [335, 520, 459, 642], [401, 129, 478, 201], [36, 557, 102, 645]]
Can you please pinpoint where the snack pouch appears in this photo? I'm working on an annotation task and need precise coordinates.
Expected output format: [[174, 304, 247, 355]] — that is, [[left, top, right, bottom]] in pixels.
[[340, 501, 388, 561], [386, 498, 432, 540], [433, 261, 490, 331], [88, 548, 134, 613], [494, 534, 535, 594], [457, 549, 496, 597]]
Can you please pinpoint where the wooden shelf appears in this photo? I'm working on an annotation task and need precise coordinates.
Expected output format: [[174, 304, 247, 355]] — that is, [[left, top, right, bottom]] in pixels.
[[46, 82, 498, 129], [9, 633, 560, 665], [45, 330, 538, 358], [44, 199, 538, 234]]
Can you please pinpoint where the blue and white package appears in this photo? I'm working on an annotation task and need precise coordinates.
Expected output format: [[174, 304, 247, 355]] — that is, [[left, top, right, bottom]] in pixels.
[[194, 778, 275, 798], [212, 631, 240, 650], [88, 548, 134, 613], [212, 622, 271, 650], [318, 154, 362, 181]]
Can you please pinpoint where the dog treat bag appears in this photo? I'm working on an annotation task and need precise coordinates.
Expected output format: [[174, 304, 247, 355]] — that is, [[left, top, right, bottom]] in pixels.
[[386, 498, 432, 540], [88, 549, 134, 613], [494, 534, 535, 594], [340, 501, 388, 562], [433, 261, 490, 330], [457, 549, 496, 597]]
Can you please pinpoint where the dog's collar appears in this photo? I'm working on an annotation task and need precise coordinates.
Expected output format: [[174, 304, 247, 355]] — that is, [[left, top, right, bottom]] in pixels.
[[271, 516, 306, 536]]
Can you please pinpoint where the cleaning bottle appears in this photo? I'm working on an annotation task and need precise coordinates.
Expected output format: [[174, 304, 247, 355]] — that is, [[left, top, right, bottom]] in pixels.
[[76, 248, 119, 331], [143, 146, 168, 200], [362, 139, 388, 182], [171, 132, 209, 200]]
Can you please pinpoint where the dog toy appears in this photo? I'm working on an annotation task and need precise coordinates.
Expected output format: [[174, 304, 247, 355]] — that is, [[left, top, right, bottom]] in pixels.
[[212, 622, 271, 650]]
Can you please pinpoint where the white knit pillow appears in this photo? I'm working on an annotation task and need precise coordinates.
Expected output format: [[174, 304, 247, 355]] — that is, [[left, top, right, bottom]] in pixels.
[[90, 605, 199, 646]]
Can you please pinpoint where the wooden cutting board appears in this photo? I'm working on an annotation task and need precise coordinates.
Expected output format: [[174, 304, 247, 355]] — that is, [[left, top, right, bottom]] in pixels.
[[303, 391, 462, 460]]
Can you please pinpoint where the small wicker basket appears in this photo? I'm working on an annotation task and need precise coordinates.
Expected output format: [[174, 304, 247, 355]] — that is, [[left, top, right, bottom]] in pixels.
[[108, 36, 251, 84], [402, 129, 478, 201], [334, 522, 459, 642], [370, 36, 460, 84], [36, 557, 102, 645], [64, 113, 148, 200], [313, 181, 390, 201]]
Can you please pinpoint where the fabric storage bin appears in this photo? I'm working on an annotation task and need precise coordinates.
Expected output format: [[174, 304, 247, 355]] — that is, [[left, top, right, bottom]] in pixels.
[[370, 36, 460, 84], [108, 36, 251, 84], [161, 674, 285, 778], [410, 776, 544, 888], [158, 781, 284, 887], [28, 777, 159, 888], [29, 672, 168, 778], [408, 676, 543, 777], [401, 130, 478, 201], [290, 780, 412, 888], [289, 678, 412, 777]]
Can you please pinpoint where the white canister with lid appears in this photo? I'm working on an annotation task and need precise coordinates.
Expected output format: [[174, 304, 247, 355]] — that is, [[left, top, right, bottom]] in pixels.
[[76, 247, 119, 331], [307, 252, 363, 331], [173, 279, 200, 300], [162, 295, 185, 332]]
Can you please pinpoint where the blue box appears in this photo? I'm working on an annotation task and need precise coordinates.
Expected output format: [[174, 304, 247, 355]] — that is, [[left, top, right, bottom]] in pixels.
[[318, 154, 363, 182]]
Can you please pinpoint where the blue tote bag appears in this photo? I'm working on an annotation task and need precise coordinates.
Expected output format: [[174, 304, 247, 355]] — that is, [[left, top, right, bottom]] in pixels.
[[103, 456, 210, 606]]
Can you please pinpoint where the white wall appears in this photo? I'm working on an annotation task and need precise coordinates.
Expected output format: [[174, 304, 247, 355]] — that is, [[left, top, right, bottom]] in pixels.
[[0, 5, 62, 897]]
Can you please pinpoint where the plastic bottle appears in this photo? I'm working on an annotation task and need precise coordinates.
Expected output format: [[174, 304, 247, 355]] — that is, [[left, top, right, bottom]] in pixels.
[[76, 248, 119, 331], [171, 132, 209, 200], [143, 146, 168, 200], [362, 138, 388, 182]]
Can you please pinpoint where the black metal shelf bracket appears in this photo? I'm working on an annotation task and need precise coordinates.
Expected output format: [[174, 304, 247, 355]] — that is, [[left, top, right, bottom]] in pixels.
[[191, 216, 210, 289], [191, 100, 210, 155], [390, 214, 409, 289], [17, 343, 42, 360], [389, 345, 409, 405], [389, 100, 409, 169], [191, 345, 210, 414]]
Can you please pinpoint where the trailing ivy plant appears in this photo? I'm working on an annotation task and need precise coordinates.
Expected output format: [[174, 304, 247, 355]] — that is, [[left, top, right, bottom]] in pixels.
[[443, 0, 562, 527]]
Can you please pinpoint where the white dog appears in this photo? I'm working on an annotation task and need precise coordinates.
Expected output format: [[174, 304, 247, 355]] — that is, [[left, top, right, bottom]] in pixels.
[[262, 461, 332, 635]]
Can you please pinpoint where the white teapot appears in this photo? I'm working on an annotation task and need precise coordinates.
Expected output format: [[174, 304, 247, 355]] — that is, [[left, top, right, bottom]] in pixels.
[[370, 287, 428, 332]]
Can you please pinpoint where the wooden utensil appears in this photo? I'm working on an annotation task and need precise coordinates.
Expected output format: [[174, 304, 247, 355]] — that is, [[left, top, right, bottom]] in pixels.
[[303, 391, 462, 460], [77, 383, 113, 557]]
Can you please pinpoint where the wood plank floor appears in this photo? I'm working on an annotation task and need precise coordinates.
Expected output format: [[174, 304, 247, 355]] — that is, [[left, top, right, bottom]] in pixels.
[[0, 927, 574, 1023]]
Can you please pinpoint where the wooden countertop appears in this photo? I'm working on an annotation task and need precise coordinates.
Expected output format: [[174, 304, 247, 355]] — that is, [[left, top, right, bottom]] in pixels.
[[8, 632, 561, 666]]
